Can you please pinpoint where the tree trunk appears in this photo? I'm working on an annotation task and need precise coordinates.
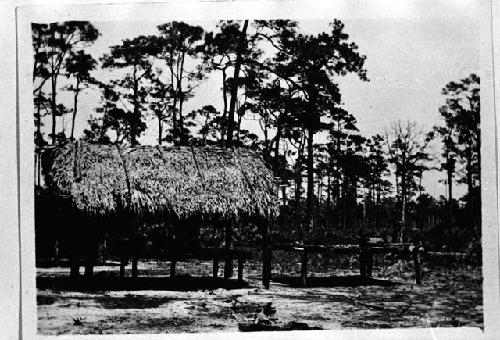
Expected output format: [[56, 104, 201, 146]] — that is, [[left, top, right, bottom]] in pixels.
[[51, 72, 57, 145], [224, 222, 233, 278], [325, 169, 331, 233], [341, 173, 348, 230], [376, 181, 381, 228], [351, 176, 358, 230], [168, 62, 178, 143], [50, 29, 57, 145], [447, 166, 453, 225], [274, 126, 281, 157], [226, 20, 248, 146], [316, 174, 322, 233], [221, 68, 228, 144], [70, 76, 80, 141], [236, 102, 244, 143], [131, 69, 139, 145], [295, 153, 303, 240], [466, 158, 473, 199], [466, 155, 476, 235], [178, 53, 187, 145], [400, 171, 407, 243], [419, 171, 423, 198], [35, 88, 43, 143], [281, 185, 287, 206], [395, 171, 400, 199], [305, 128, 315, 239], [317, 176, 322, 205], [179, 96, 186, 144], [158, 111, 162, 145]]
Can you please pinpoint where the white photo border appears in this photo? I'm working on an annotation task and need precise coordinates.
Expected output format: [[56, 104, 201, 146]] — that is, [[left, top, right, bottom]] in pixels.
[[10, 0, 500, 339]]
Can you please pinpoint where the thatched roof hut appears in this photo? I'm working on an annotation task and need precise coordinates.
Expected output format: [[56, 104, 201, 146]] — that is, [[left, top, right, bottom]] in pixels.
[[40, 141, 279, 221]]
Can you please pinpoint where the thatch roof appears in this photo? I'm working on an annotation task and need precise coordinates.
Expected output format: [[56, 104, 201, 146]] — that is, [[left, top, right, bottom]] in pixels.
[[40, 142, 279, 221]]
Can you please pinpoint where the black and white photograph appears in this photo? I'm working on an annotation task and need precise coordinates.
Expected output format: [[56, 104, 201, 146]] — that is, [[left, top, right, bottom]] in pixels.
[[6, 0, 499, 338]]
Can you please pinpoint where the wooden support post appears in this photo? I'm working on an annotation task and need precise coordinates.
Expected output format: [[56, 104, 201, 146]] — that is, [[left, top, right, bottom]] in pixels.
[[131, 257, 138, 278], [213, 259, 219, 278], [262, 219, 271, 289], [170, 260, 177, 277], [130, 231, 139, 278], [366, 249, 373, 279], [237, 258, 244, 283], [119, 235, 130, 278], [413, 248, 422, 284], [84, 265, 94, 278], [70, 257, 80, 279], [224, 222, 233, 279], [119, 257, 127, 278], [84, 260, 94, 278], [301, 250, 308, 287], [84, 236, 98, 279], [262, 245, 271, 289], [359, 249, 367, 278]]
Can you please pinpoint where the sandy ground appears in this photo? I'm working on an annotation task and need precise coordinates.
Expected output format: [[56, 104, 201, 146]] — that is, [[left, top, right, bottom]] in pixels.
[[37, 254, 483, 335]]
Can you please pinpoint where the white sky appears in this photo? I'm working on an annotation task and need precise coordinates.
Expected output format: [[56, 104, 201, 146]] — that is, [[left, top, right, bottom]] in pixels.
[[39, 16, 479, 198]]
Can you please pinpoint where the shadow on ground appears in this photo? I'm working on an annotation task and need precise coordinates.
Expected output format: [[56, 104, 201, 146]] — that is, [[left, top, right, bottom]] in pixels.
[[272, 275, 400, 287], [37, 275, 250, 292], [37, 274, 400, 292]]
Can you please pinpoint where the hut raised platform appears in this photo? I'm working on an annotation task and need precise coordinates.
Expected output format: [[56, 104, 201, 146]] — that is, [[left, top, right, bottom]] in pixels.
[[36, 141, 279, 288]]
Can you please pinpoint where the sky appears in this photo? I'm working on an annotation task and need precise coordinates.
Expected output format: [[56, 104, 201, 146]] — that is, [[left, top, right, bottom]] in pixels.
[[38, 15, 480, 198]]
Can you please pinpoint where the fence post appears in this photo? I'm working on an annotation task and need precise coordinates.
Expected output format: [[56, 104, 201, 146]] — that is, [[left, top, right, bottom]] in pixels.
[[413, 246, 422, 284], [262, 218, 271, 289], [301, 250, 308, 287], [170, 260, 176, 277], [359, 238, 367, 279], [131, 257, 138, 278], [213, 259, 219, 278], [224, 221, 233, 279], [238, 258, 244, 283], [366, 247, 373, 279], [119, 257, 127, 278]]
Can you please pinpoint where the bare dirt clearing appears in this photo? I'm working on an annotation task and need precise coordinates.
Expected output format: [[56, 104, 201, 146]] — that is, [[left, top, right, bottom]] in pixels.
[[37, 257, 483, 335]]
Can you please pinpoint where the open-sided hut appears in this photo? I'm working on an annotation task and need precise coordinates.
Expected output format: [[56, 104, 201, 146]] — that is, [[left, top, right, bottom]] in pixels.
[[37, 141, 279, 287]]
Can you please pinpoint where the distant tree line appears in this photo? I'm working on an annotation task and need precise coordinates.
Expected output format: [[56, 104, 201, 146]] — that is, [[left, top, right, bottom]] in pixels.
[[32, 20, 480, 251]]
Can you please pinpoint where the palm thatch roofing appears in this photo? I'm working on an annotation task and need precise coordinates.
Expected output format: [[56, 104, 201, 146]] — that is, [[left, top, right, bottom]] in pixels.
[[40, 141, 279, 221]]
